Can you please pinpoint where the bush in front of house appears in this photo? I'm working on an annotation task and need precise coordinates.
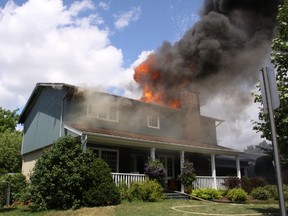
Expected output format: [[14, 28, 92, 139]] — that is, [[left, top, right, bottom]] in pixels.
[[0, 173, 29, 207], [144, 159, 167, 187], [222, 176, 241, 190], [128, 179, 164, 202], [117, 182, 131, 201], [226, 188, 248, 203], [82, 158, 120, 207], [29, 136, 120, 210], [191, 188, 223, 200], [178, 161, 196, 193], [263, 185, 278, 200], [251, 187, 270, 200], [241, 176, 267, 194]]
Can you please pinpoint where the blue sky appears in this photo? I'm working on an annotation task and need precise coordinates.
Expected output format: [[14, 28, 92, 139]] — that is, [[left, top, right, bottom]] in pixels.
[[0, 0, 263, 150]]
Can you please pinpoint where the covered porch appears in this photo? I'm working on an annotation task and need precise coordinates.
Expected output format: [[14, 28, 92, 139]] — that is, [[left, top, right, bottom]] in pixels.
[[64, 124, 242, 191]]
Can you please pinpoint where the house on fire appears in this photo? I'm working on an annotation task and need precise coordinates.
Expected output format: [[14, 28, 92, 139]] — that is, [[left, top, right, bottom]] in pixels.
[[19, 83, 247, 191]]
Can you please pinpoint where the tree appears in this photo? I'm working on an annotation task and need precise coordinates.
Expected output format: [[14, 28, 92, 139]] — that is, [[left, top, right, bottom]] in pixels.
[[253, 2, 288, 166], [243, 141, 272, 155], [0, 108, 19, 133], [0, 107, 22, 174], [0, 130, 22, 173]]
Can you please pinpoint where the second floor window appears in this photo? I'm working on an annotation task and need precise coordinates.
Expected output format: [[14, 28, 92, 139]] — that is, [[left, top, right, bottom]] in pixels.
[[147, 114, 160, 129], [87, 105, 118, 122]]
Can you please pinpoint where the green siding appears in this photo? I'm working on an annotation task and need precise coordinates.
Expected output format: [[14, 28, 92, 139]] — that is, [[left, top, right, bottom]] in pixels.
[[22, 87, 67, 154]]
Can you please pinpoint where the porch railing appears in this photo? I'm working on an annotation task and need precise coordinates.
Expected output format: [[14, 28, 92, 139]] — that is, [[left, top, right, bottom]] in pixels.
[[112, 173, 227, 189], [112, 173, 146, 187], [193, 176, 226, 189]]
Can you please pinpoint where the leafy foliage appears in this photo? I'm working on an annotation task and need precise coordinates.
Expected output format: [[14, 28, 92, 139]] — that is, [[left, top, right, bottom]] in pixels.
[[178, 161, 196, 193], [82, 158, 120, 207], [191, 188, 223, 200], [252, 1, 288, 167], [144, 159, 166, 186], [0, 173, 28, 207], [0, 108, 19, 133], [241, 176, 268, 194], [226, 188, 248, 203], [243, 141, 272, 155], [0, 130, 22, 173], [222, 176, 241, 190], [128, 180, 164, 202], [29, 136, 120, 210], [251, 187, 270, 200]]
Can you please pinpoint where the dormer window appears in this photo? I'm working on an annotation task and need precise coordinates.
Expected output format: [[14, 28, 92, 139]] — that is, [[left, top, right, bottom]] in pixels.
[[87, 105, 118, 122], [147, 114, 160, 129]]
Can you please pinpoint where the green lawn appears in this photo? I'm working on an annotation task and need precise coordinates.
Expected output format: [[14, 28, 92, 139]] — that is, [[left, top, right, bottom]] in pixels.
[[0, 199, 285, 216]]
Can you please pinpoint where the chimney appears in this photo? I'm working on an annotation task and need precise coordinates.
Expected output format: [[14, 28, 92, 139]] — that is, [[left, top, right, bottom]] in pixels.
[[181, 90, 202, 142]]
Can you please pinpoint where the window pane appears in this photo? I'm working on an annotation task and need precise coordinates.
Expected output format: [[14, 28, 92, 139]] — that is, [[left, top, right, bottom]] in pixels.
[[148, 114, 159, 128], [101, 150, 118, 172]]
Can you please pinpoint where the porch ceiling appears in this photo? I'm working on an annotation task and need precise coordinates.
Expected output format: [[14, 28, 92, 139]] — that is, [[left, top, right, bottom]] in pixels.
[[64, 123, 241, 156]]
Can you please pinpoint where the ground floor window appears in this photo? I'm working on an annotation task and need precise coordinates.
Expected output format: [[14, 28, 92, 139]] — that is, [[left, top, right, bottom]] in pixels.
[[92, 148, 119, 172]]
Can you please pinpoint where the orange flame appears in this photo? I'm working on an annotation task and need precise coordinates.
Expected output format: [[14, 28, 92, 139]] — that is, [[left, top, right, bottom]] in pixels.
[[133, 54, 182, 109]]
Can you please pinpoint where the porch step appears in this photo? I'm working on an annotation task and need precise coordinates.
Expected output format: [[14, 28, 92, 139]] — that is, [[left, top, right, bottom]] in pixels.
[[165, 191, 189, 200]]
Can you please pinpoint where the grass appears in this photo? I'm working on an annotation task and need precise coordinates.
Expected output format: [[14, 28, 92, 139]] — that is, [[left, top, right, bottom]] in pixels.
[[0, 199, 285, 216]]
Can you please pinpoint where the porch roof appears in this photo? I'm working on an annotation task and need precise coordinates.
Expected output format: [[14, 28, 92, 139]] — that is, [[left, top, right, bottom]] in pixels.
[[64, 123, 241, 156]]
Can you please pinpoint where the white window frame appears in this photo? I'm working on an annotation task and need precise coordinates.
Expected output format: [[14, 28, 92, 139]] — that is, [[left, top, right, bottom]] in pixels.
[[87, 104, 119, 122], [147, 114, 160, 129], [159, 155, 175, 179], [91, 148, 119, 173]]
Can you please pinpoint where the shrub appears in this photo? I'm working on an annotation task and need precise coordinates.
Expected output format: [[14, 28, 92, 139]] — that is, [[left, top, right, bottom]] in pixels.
[[144, 159, 166, 186], [263, 185, 278, 200], [251, 187, 270, 200], [240, 176, 251, 193], [128, 180, 164, 202], [30, 136, 120, 210], [226, 188, 248, 203], [0, 173, 28, 206], [82, 158, 120, 206], [222, 176, 241, 190], [178, 161, 196, 193], [128, 182, 143, 201], [241, 176, 267, 194], [248, 177, 267, 190], [117, 182, 131, 201], [191, 188, 223, 200], [0, 178, 7, 207]]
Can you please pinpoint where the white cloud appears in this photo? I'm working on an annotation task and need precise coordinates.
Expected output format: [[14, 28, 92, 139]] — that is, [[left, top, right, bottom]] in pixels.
[[0, 0, 127, 110], [98, 1, 110, 11], [114, 6, 141, 30]]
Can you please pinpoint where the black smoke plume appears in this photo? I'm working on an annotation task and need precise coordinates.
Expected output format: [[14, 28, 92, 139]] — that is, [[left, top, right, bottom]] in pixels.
[[135, 0, 280, 105]]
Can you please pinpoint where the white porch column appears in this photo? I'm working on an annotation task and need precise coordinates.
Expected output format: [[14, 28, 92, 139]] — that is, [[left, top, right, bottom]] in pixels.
[[211, 154, 217, 189], [236, 155, 241, 179], [150, 148, 155, 160], [180, 151, 185, 193]]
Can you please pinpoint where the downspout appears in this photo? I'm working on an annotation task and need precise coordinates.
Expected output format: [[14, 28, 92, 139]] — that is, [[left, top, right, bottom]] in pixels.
[[59, 87, 72, 137]]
